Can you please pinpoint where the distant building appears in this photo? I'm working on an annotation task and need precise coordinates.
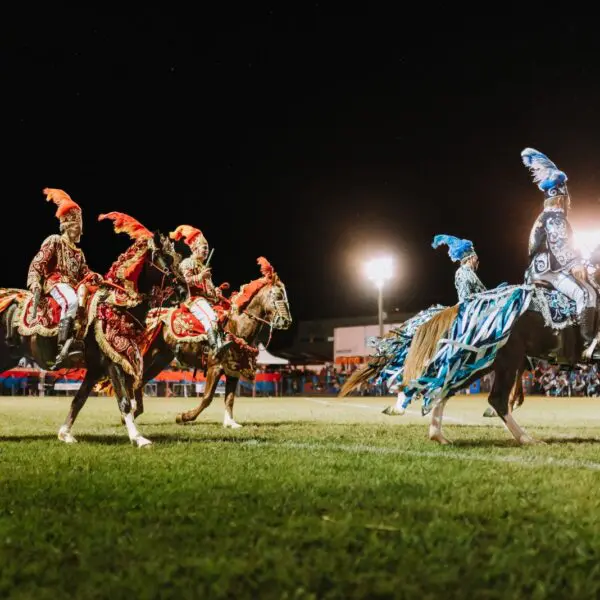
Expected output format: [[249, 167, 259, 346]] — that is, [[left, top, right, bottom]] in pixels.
[[278, 310, 415, 365]]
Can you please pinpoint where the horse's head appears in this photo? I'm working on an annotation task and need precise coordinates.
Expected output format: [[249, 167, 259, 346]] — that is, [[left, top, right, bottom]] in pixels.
[[231, 257, 292, 331], [99, 213, 186, 306], [148, 231, 187, 303]]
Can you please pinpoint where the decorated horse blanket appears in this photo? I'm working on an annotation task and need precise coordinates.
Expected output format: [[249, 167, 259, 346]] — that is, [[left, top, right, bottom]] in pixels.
[[0, 286, 145, 388], [402, 284, 577, 410], [368, 304, 446, 393], [145, 305, 260, 379]]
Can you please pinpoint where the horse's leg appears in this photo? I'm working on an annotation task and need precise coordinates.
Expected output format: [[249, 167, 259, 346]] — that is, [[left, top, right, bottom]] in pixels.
[[223, 376, 242, 428], [134, 349, 173, 420], [428, 397, 451, 444], [483, 363, 525, 417], [488, 354, 541, 445], [108, 364, 152, 447], [382, 388, 408, 416], [176, 365, 224, 423], [58, 365, 103, 443], [508, 367, 525, 414]]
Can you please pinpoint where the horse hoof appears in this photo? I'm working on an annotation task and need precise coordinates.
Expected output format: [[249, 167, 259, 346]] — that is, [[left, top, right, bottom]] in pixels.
[[175, 414, 186, 424], [382, 406, 405, 416], [135, 437, 153, 448], [482, 407, 497, 418], [429, 432, 452, 445], [520, 435, 546, 446], [224, 421, 243, 429], [58, 427, 77, 444]]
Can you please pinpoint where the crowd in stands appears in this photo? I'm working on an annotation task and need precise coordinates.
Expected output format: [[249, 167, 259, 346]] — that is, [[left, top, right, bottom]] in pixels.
[[3, 359, 600, 398]]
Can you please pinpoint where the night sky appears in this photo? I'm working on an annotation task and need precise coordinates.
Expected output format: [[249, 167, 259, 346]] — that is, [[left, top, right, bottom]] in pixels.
[[3, 7, 600, 346]]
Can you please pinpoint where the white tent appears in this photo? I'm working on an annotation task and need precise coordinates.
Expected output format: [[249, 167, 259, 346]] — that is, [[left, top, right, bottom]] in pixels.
[[256, 343, 289, 365]]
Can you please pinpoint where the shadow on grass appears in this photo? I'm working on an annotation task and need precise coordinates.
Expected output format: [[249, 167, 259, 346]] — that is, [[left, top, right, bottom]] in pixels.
[[0, 433, 272, 445], [451, 436, 600, 448]]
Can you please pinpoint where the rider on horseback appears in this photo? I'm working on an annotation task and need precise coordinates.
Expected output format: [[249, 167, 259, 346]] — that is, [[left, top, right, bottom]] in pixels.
[[522, 147, 599, 359], [432, 234, 486, 302], [27, 188, 102, 368], [169, 225, 232, 358]]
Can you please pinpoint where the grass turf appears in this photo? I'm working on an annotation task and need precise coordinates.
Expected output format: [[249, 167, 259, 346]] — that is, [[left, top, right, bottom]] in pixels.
[[1, 394, 600, 599]]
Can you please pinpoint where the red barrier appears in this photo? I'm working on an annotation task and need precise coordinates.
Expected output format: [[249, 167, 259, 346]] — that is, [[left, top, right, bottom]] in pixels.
[[0, 368, 283, 383]]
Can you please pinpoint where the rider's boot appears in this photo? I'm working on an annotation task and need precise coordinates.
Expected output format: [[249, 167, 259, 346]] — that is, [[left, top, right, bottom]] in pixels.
[[52, 317, 83, 369], [207, 326, 232, 359], [5, 305, 18, 348], [580, 307, 600, 360]]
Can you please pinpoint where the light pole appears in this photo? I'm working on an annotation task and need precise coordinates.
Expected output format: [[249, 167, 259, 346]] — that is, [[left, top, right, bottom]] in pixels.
[[365, 256, 393, 339]]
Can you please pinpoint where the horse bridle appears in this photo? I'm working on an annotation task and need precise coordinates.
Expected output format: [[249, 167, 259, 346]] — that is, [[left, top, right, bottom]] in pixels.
[[238, 283, 291, 346]]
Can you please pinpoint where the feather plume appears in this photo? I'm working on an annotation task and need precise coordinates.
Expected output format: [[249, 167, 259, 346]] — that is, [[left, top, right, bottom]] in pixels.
[[169, 225, 203, 246], [521, 147, 567, 192], [43, 187, 81, 218], [257, 256, 274, 278], [432, 234, 474, 263], [98, 212, 152, 240]]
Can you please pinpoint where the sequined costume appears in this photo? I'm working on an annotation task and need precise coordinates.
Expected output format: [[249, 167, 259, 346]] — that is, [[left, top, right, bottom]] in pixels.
[[454, 263, 487, 302], [27, 188, 101, 367], [521, 147, 598, 352], [169, 225, 231, 357]]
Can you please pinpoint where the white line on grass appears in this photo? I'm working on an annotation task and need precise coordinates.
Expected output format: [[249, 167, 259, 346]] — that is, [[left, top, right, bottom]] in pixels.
[[241, 439, 600, 472], [304, 397, 479, 425]]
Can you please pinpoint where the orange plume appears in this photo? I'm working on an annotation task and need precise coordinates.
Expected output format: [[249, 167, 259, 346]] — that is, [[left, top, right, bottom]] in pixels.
[[257, 256, 274, 279], [169, 225, 204, 246], [98, 212, 152, 240], [43, 188, 81, 219]]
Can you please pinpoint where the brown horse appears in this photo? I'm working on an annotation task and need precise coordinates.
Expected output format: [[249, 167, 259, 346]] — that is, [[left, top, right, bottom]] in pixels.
[[133, 257, 292, 427], [0, 227, 185, 447]]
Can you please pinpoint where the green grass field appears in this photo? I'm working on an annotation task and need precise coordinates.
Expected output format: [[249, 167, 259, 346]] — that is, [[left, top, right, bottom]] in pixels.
[[2, 393, 600, 599]]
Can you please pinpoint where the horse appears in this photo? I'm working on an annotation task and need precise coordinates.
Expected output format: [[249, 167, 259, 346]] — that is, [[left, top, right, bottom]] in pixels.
[[393, 279, 594, 445], [339, 303, 525, 427], [0, 218, 185, 447], [132, 256, 292, 427]]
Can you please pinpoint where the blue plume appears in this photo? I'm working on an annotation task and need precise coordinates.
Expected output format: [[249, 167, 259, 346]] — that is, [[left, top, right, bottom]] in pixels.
[[432, 234, 475, 262], [521, 147, 567, 193]]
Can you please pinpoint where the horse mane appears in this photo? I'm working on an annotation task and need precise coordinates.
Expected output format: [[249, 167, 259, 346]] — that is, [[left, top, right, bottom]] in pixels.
[[104, 238, 149, 290], [402, 304, 459, 385], [230, 257, 276, 312], [230, 277, 271, 312]]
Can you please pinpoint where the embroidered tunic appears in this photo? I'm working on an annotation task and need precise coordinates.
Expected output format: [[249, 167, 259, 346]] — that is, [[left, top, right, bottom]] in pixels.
[[27, 234, 93, 293], [528, 207, 582, 275], [180, 256, 217, 300]]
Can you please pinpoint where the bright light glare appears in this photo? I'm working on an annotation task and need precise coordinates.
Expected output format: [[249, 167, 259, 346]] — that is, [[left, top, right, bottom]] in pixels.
[[365, 256, 393, 288], [573, 230, 600, 259]]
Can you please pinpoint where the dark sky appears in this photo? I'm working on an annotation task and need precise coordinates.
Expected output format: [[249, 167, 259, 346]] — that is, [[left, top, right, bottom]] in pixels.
[[3, 7, 600, 338]]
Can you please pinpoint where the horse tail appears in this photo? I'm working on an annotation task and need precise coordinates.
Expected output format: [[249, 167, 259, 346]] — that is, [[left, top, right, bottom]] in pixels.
[[338, 356, 387, 397], [402, 304, 459, 385]]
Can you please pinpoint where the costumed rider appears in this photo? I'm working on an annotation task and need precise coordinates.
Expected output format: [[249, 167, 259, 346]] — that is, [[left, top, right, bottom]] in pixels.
[[522, 147, 599, 359], [386, 235, 486, 417], [27, 188, 102, 368], [432, 234, 486, 302], [169, 225, 232, 358]]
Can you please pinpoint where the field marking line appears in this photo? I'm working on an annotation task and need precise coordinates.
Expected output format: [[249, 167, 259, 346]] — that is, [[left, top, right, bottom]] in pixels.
[[303, 397, 479, 426], [241, 439, 600, 472]]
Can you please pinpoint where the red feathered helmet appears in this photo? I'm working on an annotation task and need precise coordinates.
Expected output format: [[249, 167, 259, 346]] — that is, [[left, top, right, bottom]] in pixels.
[[44, 188, 82, 231], [169, 225, 208, 256]]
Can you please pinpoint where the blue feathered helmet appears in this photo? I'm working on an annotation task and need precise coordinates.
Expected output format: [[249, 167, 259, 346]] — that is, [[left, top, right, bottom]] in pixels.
[[521, 147, 569, 204], [432, 234, 477, 263]]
